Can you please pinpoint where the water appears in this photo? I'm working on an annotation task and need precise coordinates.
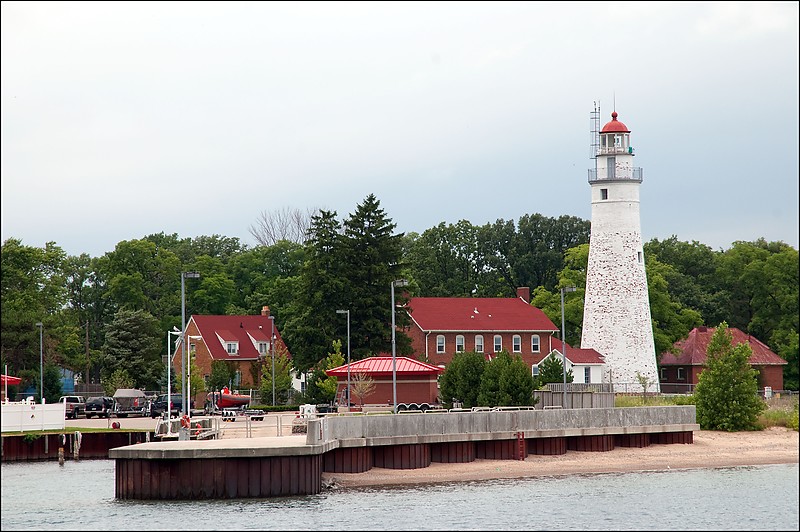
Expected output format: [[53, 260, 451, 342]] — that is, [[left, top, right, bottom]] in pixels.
[[2, 460, 797, 531]]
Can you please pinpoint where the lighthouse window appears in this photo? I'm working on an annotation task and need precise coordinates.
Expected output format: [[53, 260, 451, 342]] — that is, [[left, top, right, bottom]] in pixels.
[[638, 251, 643, 263], [601, 189, 608, 200]]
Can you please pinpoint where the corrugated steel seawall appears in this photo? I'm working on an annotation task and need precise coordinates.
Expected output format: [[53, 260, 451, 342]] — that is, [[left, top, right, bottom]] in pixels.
[[1, 431, 151, 461], [116, 455, 323, 499]]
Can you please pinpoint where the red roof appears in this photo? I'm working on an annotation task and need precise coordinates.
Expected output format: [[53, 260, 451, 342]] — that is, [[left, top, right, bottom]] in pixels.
[[1, 374, 22, 386], [601, 111, 630, 133], [190, 314, 289, 361], [406, 297, 558, 333], [532, 344, 605, 365], [660, 327, 786, 366], [326, 356, 444, 377]]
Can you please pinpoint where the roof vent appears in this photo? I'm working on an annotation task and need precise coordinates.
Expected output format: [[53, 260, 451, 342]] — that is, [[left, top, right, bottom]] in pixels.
[[473, 307, 479, 313]]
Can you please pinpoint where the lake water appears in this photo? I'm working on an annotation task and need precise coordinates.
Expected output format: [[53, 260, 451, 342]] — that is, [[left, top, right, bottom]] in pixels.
[[1, 460, 797, 531]]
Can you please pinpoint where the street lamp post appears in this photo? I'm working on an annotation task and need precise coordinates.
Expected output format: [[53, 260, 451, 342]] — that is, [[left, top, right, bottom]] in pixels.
[[269, 315, 276, 406], [35, 322, 43, 403], [391, 279, 408, 413], [167, 329, 181, 434], [186, 335, 203, 420], [336, 309, 351, 407], [560, 286, 576, 408], [181, 271, 200, 416]]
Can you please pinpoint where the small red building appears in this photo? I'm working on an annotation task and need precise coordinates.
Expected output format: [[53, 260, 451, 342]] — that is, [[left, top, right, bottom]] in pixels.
[[326, 356, 443, 406], [659, 326, 786, 393]]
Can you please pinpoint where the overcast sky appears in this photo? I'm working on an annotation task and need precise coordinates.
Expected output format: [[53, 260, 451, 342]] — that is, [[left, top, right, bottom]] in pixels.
[[2, 1, 798, 258]]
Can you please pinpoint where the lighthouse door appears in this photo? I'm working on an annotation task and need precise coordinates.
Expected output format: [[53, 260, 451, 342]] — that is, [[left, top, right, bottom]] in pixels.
[[607, 156, 616, 179]]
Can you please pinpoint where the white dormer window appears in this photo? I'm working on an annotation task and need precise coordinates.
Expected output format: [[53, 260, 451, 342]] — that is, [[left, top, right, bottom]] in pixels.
[[227, 342, 239, 355], [258, 342, 268, 355]]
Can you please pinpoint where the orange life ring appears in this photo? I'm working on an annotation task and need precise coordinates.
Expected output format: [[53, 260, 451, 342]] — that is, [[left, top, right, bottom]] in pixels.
[[180, 415, 191, 429], [194, 422, 202, 436]]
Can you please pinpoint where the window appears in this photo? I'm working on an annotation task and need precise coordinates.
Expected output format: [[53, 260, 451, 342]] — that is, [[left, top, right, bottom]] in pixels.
[[258, 342, 268, 355], [601, 188, 608, 200], [638, 251, 643, 264], [493, 335, 502, 353], [531, 335, 540, 353], [532, 365, 539, 376], [226, 342, 238, 355], [677, 367, 685, 381], [436, 335, 446, 354], [475, 335, 484, 353], [660, 368, 666, 381], [584, 367, 591, 383], [512, 335, 521, 353], [455, 335, 465, 352]]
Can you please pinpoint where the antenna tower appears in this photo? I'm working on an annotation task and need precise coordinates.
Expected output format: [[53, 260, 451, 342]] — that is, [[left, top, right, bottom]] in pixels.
[[589, 101, 601, 160]]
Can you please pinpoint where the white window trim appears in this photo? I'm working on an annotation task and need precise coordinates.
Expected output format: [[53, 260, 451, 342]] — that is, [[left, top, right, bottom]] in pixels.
[[531, 334, 540, 353], [512, 335, 521, 353], [227, 342, 239, 355], [475, 335, 484, 353], [436, 335, 446, 354], [455, 335, 465, 353], [493, 335, 502, 353]]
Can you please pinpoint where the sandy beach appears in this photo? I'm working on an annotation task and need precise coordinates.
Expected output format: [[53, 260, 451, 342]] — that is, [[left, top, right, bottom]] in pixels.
[[323, 427, 799, 489]]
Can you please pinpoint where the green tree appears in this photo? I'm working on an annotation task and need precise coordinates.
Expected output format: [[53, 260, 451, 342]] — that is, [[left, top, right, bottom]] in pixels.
[[101, 308, 163, 390], [42, 362, 63, 403], [537, 352, 573, 386], [438, 351, 486, 408], [478, 351, 512, 406], [694, 322, 766, 431], [259, 350, 293, 405], [103, 368, 134, 396], [317, 340, 346, 403], [341, 194, 411, 359], [208, 360, 235, 393], [502, 354, 537, 406]]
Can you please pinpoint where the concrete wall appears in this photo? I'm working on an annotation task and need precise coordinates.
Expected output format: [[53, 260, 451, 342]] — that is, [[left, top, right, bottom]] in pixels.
[[308, 406, 698, 446]]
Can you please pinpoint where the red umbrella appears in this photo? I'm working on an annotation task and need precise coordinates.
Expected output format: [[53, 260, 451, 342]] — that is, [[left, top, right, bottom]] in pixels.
[[1, 375, 22, 386]]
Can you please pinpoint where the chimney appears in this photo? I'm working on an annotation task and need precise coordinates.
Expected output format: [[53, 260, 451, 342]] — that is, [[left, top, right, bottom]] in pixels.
[[516, 287, 530, 303], [261, 305, 270, 317]]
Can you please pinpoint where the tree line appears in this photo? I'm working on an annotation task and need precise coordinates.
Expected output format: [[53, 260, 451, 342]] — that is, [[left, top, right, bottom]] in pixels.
[[1, 193, 797, 401]]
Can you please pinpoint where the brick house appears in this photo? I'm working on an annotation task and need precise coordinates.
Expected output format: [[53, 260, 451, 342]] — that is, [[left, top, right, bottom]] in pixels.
[[175, 306, 290, 406], [404, 287, 561, 371], [659, 326, 786, 393], [325, 356, 443, 406]]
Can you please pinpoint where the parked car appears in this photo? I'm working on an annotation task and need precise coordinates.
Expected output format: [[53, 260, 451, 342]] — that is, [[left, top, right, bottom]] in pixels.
[[150, 393, 183, 419], [59, 395, 86, 419], [84, 396, 115, 418]]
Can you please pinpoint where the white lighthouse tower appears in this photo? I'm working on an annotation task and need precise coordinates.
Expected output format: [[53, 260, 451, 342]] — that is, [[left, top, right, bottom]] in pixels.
[[580, 107, 660, 393]]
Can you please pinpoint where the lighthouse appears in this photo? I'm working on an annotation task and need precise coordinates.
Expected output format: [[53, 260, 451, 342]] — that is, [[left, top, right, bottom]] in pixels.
[[580, 108, 660, 393]]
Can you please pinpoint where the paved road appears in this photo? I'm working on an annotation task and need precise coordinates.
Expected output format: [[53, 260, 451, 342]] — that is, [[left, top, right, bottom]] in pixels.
[[66, 412, 301, 439]]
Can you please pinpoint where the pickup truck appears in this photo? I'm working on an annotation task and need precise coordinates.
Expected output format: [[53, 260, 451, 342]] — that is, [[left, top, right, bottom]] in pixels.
[[59, 395, 86, 419]]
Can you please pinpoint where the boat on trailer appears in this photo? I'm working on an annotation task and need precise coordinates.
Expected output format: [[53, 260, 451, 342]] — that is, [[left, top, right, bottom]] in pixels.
[[206, 387, 252, 412]]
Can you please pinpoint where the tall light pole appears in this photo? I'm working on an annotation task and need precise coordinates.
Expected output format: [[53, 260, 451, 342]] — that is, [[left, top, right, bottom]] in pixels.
[[391, 279, 408, 413], [336, 309, 351, 407], [186, 335, 203, 419], [181, 271, 200, 416], [167, 329, 181, 433], [269, 315, 276, 406], [35, 322, 43, 403], [560, 286, 576, 408]]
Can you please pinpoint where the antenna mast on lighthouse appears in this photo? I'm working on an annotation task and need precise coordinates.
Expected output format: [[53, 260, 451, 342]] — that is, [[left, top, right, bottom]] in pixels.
[[589, 101, 601, 161]]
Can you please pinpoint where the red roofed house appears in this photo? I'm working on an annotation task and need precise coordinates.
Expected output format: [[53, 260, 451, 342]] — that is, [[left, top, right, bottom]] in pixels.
[[176, 306, 291, 406], [404, 288, 562, 371], [659, 326, 786, 393], [326, 356, 443, 406], [538, 345, 606, 385]]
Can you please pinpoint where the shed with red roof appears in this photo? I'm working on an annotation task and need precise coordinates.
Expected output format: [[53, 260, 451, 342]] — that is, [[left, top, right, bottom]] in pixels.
[[326, 356, 443, 406]]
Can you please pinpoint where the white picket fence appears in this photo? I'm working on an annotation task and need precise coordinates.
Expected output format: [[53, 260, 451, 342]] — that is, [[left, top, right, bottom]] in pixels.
[[1, 399, 66, 432]]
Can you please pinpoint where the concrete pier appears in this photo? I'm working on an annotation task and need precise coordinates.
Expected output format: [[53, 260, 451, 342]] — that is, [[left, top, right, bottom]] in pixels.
[[110, 406, 699, 499]]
